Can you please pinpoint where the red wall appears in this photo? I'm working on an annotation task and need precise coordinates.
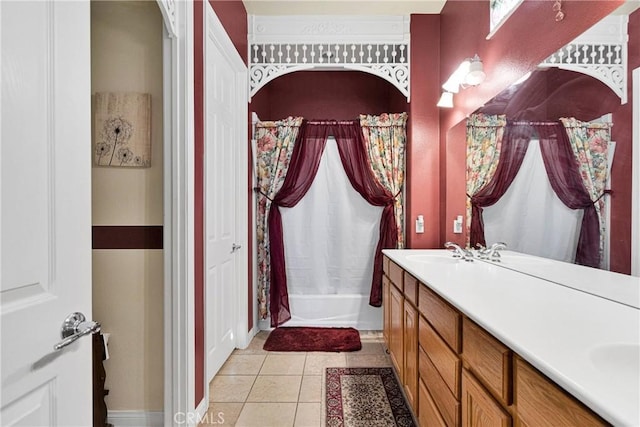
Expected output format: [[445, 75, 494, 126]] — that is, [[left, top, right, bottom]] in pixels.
[[252, 71, 407, 120], [194, 0, 205, 407], [209, 0, 248, 65], [407, 15, 441, 248]]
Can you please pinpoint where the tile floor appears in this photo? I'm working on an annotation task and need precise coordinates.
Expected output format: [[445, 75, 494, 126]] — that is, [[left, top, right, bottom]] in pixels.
[[200, 330, 391, 426]]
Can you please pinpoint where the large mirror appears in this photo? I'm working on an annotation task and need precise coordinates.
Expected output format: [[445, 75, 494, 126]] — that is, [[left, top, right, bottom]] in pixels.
[[445, 7, 639, 276]]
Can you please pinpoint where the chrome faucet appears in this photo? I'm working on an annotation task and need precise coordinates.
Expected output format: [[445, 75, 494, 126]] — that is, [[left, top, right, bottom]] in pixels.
[[477, 242, 507, 261], [444, 242, 474, 261]]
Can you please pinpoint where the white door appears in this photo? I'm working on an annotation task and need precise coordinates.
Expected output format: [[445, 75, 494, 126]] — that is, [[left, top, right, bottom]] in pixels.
[[204, 6, 241, 380], [1, 1, 92, 426]]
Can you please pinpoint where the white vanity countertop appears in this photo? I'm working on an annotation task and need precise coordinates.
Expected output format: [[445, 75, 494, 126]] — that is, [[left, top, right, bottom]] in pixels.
[[383, 249, 640, 427]]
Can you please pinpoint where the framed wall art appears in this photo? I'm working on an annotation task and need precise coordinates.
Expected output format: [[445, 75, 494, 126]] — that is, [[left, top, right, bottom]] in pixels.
[[94, 92, 151, 168]]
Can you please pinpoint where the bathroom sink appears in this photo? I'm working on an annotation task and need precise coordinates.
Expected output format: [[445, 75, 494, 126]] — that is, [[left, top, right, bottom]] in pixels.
[[589, 343, 640, 381], [406, 254, 460, 264]]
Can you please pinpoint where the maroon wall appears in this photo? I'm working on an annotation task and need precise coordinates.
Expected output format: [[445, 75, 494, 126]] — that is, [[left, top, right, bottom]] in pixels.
[[194, 0, 205, 407], [407, 14, 441, 249], [209, 0, 248, 65], [252, 71, 407, 120]]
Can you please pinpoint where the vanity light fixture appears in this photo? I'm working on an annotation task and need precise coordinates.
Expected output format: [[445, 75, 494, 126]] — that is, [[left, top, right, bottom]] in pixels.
[[437, 92, 454, 108], [438, 54, 486, 107]]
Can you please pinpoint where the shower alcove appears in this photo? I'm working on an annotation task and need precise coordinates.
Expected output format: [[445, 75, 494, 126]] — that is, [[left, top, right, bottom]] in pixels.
[[249, 14, 410, 330]]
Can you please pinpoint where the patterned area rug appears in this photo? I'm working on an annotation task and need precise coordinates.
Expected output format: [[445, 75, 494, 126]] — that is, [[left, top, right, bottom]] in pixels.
[[325, 367, 416, 427]]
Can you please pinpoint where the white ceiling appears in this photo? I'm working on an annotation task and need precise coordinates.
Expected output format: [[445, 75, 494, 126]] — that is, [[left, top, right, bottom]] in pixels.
[[242, 0, 447, 16]]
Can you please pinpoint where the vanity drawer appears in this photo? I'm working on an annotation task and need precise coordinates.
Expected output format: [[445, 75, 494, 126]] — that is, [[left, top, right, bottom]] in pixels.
[[420, 346, 460, 427], [462, 317, 512, 405], [419, 284, 461, 353], [383, 255, 391, 277], [419, 378, 447, 427], [388, 260, 404, 292], [515, 356, 607, 427], [404, 271, 418, 306], [419, 315, 461, 397]]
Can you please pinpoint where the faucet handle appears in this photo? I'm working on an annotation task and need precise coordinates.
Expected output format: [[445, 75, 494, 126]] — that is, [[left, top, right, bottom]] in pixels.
[[490, 242, 507, 250]]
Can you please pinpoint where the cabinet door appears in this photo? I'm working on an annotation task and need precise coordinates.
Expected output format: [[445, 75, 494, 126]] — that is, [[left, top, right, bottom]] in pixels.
[[462, 369, 511, 427], [389, 284, 404, 380], [515, 357, 607, 427], [383, 275, 391, 348], [404, 300, 418, 411]]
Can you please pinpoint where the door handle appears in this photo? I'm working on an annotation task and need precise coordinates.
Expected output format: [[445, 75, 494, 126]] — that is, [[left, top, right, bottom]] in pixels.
[[231, 243, 242, 253], [53, 312, 101, 351]]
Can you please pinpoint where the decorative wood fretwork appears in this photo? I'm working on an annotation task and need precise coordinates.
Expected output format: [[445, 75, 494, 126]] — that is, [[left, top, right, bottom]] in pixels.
[[539, 15, 628, 104], [248, 15, 411, 101]]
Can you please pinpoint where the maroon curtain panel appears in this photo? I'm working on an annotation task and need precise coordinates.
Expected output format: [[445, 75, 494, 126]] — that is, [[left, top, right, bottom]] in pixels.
[[268, 120, 398, 327], [470, 122, 600, 268], [537, 124, 600, 268], [470, 124, 531, 247], [333, 121, 397, 307], [268, 122, 329, 327]]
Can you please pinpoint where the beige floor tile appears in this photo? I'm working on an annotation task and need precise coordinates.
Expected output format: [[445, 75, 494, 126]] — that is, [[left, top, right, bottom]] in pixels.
[[247, 375, 302, 402], [353, 341, 386, 355], [210, 375, 256, 402], [294, 402, 321, 427], [303, 353, 347, 375], [346, 353, 392, 367], [298, 375, 322, 402], [236, 402, 297, 427], [260, 354, 306, 375], [218, 354, 266, 375], [233, 330, 270, 355], [198, 403, 244, 426]]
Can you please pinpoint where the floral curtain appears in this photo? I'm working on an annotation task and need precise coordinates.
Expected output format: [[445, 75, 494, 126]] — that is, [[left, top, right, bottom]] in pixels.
[[465, 114, 507, 247], [470, 123, 530, 248], [360, 113, 408, 248], [560, 117, 612, 267], [268, 122, 329, 326], [254, 116, 303, 320]]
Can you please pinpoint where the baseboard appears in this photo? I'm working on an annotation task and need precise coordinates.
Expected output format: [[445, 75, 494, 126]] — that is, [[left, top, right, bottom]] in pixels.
[[258, 318, 272, 331], [108, 410, 164, 427]]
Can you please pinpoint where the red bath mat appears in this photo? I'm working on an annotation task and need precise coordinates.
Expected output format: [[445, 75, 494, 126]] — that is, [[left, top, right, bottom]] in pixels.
[[263, 326, 362, 352]]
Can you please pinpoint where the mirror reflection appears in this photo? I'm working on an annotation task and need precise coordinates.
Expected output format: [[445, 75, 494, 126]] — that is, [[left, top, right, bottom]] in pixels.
[[454, 63, 635, 273]]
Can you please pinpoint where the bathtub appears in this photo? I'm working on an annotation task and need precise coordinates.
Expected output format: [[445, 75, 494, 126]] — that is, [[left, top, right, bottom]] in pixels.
[[285, 294, 383, 330]]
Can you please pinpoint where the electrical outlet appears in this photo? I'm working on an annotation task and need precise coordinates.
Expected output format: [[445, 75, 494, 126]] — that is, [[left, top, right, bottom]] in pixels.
[[453, 215, 463, 234]]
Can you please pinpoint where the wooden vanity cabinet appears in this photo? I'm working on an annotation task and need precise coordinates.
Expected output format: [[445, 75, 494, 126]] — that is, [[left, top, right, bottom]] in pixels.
[[382, 256, 609, 427], [385, 259, 405, 381], [383, 274, 391, 348], [404, 299, 418, 411], [514, 356, 608, 427]]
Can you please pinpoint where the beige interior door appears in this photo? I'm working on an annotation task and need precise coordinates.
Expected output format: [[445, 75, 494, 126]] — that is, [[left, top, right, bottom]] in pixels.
[[1, 1, 93, 426]]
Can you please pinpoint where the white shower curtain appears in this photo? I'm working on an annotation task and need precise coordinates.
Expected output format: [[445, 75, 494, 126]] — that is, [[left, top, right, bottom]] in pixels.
[[483, 139, 583, 263], [280, 137, 384, 296]]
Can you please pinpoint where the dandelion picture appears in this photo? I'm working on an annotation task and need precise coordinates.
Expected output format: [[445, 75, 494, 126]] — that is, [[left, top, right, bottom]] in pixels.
[[94, 92, 151, 167]]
